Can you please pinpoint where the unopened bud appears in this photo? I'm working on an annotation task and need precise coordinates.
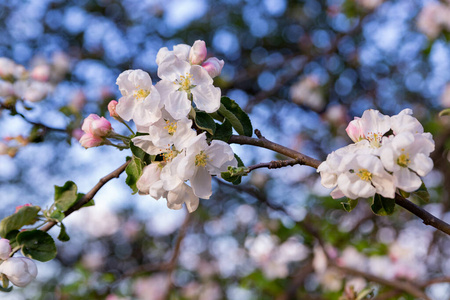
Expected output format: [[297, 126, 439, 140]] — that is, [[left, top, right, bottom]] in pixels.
[[345, 118, 365, 143], [201, 57, 224, 78], [108, 100, 119, 118], [189, 40, 207, 65], [0, 257, 38, 287], [79, 133, 103, 148], [82, 114, 112, 137]]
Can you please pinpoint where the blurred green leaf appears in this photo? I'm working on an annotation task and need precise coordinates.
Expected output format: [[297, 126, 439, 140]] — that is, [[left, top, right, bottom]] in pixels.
[[371, 194, 395, 216]]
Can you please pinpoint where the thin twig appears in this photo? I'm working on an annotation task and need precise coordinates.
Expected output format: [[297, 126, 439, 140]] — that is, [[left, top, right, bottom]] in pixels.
[[247, 158, 304, 172], [40, 159, 131, 232]]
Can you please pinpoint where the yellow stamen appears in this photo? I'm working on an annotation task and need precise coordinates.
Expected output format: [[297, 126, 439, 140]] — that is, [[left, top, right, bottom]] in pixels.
[[195, 151, 208, 167], [164, 120, 177, 135], [174, 73, 193, 92], [134, 88, 150, 100], [357, 169, 372, 182], [397, 151, 410, 168]]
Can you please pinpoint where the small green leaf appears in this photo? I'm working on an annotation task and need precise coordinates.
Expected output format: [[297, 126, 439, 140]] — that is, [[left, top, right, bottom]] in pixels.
[[49, 210, 65, 222], [371, 194, 396, 216], [125, 157, 143, 194], [410, 182, 430, 204], [54, 181, 78, 212], [220, 155, 248, 185], [341, 198, 358, 212], [0, 206, 41, 238], [17, 230, 57, 262], [194, 111, 216, 135], [218, 97, 253, 137], [58, 223, 70, 242], [209, 119, 233, 142], [439, 108, 450, 117]]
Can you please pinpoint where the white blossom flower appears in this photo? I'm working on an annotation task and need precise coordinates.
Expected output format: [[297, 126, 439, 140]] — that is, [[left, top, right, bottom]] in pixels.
[[116, 69, 162, 127], [157, 58, 221, 120], [14, 80, 50, 102], [167, 183, 199, 213], [136, 163, 166, 200], [347, 109, 390, 148], [172, 133, 237, 199], [0, 257, 38, 287], [336, 154, 395, 199], [156, 44, 191, 66], [380, 132, 435, 192]]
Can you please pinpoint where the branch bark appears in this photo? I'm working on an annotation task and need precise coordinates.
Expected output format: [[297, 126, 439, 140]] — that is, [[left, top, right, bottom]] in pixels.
[[228, 130, 450, 236]]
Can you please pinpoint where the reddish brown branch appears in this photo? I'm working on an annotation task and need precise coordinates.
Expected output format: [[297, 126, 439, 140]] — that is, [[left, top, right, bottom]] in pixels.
[[228, 130, 450, 236]]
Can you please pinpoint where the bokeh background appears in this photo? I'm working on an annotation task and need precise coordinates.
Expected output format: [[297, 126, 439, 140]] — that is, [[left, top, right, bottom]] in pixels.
[[1, 0, 450, 299]]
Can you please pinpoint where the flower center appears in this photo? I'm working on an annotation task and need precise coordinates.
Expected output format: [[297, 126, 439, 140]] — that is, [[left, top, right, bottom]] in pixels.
[[134, 88, 150, 100], [357, 169, 372, 181], [397, 150, 410, 168], [195, 151, 208, 167], [164, 120, 177, 135], [163, 150, 175, 162], [175, 73, 194, 92], [366, 132, 382, 148]]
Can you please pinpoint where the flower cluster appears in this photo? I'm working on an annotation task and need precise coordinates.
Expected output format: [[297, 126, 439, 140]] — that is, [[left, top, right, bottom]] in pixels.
[[0, 54, 69, 104], [86, 40, 234, 212], [318, 109, 434, 200], [0, 239, 38, 287]]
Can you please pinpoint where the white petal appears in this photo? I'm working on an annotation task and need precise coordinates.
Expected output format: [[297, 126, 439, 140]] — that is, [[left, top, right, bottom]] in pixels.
[[191, 84, 221, 113], [165, 91, 191, 120], [394, 168, 422, 192], [190, 167, 212, 199]]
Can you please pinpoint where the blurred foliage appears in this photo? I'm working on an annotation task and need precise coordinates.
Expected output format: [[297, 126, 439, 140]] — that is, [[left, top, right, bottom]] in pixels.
[[1, 0, 450, 299]]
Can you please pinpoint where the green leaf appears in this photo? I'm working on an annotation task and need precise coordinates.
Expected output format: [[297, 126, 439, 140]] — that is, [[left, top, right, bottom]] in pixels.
[[210, 119, 233, 142], [221, 156, 248, 185], [54, 181, 78, 212], [371, 194, 396, 216], [410, 182, 430, 204], [0, 206, 41, 238], [439, 108, 450, 117], [341, 198, 358, 212], [125, 157, 143, 194], [49, 210, 65, 222], [58, 223, 70, 242], [218, 97, 253, 137], [194, 111, 216, 135], [17, 230, 57, 262]]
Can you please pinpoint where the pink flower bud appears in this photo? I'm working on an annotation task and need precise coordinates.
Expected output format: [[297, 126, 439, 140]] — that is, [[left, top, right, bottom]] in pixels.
[[202, 57, 224, 78], [79, 133, 103, 148], [15, 204, 32, 213], [0, 239, 11, 260], [345, 118, 365, 142], [0, 257, 38, 287], [108, 100, 119, 118], [189, 40, 207, 65], [82, 114, 112, 137]]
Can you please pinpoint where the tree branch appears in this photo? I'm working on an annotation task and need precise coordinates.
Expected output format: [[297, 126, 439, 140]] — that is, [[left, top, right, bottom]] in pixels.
[[228, 130, 450, 235], [40, 159, 131, 232]]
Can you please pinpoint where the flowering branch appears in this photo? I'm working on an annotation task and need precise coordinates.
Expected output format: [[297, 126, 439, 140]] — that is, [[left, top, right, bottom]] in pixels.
[[228, 129, 450, 236]]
